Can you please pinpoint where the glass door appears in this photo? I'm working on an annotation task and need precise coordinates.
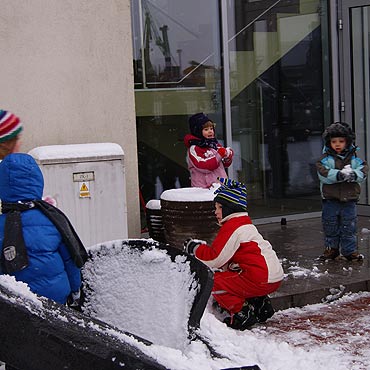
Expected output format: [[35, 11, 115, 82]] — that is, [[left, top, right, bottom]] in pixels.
[[224, 0, 329, 218], [340, 0, 370, 209]]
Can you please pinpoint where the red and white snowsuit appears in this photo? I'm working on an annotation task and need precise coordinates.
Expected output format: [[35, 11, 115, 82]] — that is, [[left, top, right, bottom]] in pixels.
[[194, 213, 284, 314], [184, 134, 233, 188]]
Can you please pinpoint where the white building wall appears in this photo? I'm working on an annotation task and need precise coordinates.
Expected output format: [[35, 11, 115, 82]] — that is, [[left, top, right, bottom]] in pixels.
[[0, 0, 140, 237]]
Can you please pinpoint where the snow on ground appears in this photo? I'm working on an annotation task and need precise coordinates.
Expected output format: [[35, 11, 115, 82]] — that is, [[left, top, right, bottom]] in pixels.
[[2, 244, 370, 370], [80, 241, 370, 370], [2, 291, 369, 370], [192, 292, 370, 370], [282, 258, 329, 279], [140, 291, 370, 370]]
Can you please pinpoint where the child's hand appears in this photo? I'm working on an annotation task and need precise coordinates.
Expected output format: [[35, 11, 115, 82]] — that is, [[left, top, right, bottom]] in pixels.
[[217, 147, 227, 157], [337, 165, 357, 182], [224, 147, 233, 159], [217, 147, 233, 159], [337, 171, 346, 182], [67, 290, 81, 311], [347, 171, 357, 182], [183, 238, 201, 255]]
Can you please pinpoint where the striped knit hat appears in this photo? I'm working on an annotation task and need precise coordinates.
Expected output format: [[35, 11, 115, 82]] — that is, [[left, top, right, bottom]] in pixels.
[[214, 177, 247, 212], [0, 110, 23, 143]]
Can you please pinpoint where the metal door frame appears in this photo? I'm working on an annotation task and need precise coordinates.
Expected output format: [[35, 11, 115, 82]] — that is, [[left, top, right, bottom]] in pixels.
[[339, 0, 370, 214]]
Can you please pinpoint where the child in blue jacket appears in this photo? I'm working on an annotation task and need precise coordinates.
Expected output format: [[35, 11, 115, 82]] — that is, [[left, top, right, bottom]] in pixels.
[[316, 122, 368, 261], [0, 153, 83, 304]]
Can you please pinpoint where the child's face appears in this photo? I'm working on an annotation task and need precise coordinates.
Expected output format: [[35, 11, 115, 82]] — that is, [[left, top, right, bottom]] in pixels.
[[202, 124, 215, 139], [214, 202, 223, 223], [13, 136, 21, 153], [330, 137, 347, 153]]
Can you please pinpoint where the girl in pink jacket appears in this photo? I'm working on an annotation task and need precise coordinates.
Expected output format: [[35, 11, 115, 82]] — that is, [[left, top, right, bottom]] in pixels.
[[184, 178, 284, 331], [184, 113, 233, 188]]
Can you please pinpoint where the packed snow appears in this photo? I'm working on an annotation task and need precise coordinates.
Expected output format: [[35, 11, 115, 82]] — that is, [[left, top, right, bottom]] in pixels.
[[2, 240, 370, 370], [28, 143, 124, 161], [146, 199, 161, 210], [160, 185, 220, 202]]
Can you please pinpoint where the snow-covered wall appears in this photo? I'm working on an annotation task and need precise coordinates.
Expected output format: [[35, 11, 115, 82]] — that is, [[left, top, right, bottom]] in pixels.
[[0, 0, 140, 237]]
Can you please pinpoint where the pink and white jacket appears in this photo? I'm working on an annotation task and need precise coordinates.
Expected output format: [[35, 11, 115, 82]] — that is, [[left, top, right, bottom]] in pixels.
[[194, 213, 284, 284], [184, 134, 233, 188]]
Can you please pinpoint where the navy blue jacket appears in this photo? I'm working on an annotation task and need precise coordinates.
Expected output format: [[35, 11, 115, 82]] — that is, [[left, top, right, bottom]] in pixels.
[[0, 154, 81, 304]]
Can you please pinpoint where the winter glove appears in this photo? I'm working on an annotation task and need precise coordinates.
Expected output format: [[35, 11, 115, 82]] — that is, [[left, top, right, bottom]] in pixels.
[[217, 147, 227, 158], [183, 238, 201, 255], [218, 147, 233, 159], [224, 147, 233, 159], [347, 171, 357, 182], [67, 289, 81, 311], [337, 165, 357, 182], [337, 170, 346, 182]]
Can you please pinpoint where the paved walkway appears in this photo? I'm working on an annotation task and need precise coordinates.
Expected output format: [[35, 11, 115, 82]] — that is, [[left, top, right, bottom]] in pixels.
[[258, 215, 370, 311]]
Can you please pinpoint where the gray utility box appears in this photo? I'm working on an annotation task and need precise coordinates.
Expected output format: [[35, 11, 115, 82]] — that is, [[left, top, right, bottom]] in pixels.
[[29, 143, 128, 248]]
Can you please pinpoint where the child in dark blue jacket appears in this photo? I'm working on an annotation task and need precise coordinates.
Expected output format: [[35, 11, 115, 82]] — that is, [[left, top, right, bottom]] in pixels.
[[0, 153, 83, 304]]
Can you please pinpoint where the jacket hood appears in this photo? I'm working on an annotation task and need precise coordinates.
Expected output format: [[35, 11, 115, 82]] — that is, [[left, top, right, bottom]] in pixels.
[[322, 122, 355, 146], [0, 153, 44, 202], [184, 133, 200, 148]]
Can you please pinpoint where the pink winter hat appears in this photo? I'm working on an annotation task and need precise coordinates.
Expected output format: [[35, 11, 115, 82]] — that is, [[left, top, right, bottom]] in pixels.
[[0, 110, 23, 143]]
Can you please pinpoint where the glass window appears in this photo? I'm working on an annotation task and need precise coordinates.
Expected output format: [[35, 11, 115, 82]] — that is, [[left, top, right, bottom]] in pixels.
[[350, 6, 370, 205], [131, 0, 224, 206], [131, 0, 331, 227], [226, 0, 330, 218]]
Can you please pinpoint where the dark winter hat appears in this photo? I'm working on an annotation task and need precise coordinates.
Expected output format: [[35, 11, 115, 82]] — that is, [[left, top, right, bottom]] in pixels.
[[322, 122, 355, 146], [0, 110, 23, 143], [188, 112, 213, 138], [214, 178, 247, 216]]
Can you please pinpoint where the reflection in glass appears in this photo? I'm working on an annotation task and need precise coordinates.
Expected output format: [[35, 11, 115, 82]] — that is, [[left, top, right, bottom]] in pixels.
[[227, 0, 329, 217], [131, 0, 331, 228], [131, 0, 224, 225], [132, 0, 222, 89]]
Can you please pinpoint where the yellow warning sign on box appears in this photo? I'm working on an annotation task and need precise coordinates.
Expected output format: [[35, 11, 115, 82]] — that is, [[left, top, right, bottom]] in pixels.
[[79, 182, 90, 198]]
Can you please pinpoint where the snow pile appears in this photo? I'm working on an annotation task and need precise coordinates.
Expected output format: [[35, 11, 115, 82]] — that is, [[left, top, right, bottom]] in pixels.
[[161, 184, 220, 202], [29, 143, 124, 161], [0, 275, 42, 307], [82, 240, 199, 350], [2, 252, 370, 369], [282, 260, 328, 279], [146, 199, 161, 210]]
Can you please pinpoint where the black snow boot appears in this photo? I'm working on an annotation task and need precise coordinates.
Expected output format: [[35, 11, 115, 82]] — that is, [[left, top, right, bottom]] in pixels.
[[223, 303, 258, 330], [248, 296, 275, 323], [212, 300, 227, 314]]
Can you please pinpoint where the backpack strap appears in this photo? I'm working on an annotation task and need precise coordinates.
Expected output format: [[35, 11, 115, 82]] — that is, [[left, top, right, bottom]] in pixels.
[[1, 200, 88, 268]]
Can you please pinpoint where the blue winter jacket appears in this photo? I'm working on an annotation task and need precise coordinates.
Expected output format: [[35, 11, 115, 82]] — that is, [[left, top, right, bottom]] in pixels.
[[0, 153, 81, 304]]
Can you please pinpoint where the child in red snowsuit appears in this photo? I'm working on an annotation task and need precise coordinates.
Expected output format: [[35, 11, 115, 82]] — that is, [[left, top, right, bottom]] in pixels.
[[184, 178, 284, 330], [184, 113, 233, 188]]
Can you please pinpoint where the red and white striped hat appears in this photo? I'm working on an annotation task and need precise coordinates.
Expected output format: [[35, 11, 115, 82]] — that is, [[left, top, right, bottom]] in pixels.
[[0, 110, 23, 143]]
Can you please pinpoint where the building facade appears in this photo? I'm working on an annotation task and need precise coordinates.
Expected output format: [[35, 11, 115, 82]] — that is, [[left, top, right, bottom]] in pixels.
[[132, 0, 370, 223], [0, 1, 141, 237], [2, 1, 369, 238]]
